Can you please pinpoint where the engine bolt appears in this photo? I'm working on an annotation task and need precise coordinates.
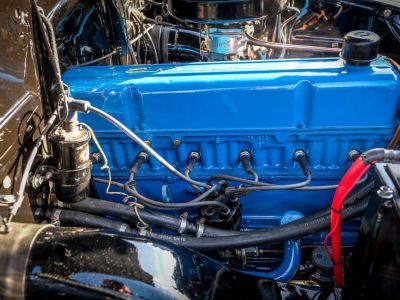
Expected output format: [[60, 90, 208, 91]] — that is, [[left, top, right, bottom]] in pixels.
[[383, 200, 393, 209], [383, 9, 392, 18], [90, 152, 102, 164], [173, 139, 181, 147], [377, 186, 394, 199]]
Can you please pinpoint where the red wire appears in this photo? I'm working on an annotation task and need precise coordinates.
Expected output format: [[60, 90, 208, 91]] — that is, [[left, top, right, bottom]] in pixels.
[[324, 157, 371, 287]]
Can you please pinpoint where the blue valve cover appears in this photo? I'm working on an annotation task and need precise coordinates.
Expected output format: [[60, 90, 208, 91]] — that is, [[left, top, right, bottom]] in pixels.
[[63, 57, 400, 233]]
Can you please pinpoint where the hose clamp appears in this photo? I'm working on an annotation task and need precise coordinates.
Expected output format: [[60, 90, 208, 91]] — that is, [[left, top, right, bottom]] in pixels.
[[119, 223, 129, 232], [196, 218, 205, 237], [55, 200, 64, 208], [51, 209, 62, 226], [178, 212, 188, 235], [138, 226, 147, 236]]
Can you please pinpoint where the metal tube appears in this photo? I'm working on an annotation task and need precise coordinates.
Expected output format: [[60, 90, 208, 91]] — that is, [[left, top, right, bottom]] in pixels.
[[237, 211, 303, 282], [245, 32, 341, 53]]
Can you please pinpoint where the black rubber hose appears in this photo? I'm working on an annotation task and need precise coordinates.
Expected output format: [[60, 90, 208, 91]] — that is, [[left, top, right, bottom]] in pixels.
[[44, 208, 132, 233], [55, 179, 372, 239], [54, 197, 208, 235], [146, 30, 160, 64], [52, 194, 368, 251], [141, 196, 369, 250]]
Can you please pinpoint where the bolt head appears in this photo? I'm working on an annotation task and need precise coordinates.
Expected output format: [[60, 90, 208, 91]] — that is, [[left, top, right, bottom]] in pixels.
[[377, 186, 394, 199], [383, 200, 394, 209], [383, 9, 392, 18]]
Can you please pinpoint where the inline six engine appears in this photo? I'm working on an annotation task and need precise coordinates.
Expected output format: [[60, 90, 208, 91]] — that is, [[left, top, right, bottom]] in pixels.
[[2, 0, 400, 299], [62, 47, 400, 234]]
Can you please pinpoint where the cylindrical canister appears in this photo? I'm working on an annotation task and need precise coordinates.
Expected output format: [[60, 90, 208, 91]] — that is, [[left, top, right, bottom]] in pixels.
[[50, 126, 91, 202]]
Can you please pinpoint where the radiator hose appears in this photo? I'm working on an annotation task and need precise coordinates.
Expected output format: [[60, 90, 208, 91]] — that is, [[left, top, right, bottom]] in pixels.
[[54, 179, 372, 239], [41, 208, 131, 233], [141, 196, 368, 250], [52, 193, 369, 250]]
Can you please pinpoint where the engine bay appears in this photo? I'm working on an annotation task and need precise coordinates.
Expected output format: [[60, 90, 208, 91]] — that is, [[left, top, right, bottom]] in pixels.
[[1, 0, 400, 299], [53, 0, 400, 67]]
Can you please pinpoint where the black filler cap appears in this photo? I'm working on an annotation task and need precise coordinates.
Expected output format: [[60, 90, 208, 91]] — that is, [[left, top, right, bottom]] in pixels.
[[310, 246, 334, 287], [341, 30, 380, 66]]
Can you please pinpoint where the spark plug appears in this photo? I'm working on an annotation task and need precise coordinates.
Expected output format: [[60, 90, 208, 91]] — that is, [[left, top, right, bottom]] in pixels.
[[185, 151, 201, 175], [294, 150, 311, 176], [129, 152, 149, 181], [239, 150, 258, 182]]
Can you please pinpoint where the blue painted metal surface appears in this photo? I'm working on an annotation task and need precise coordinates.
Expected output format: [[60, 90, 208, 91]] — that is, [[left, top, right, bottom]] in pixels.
[[239, 211, 303, 281], [62, 57, 400, 233]]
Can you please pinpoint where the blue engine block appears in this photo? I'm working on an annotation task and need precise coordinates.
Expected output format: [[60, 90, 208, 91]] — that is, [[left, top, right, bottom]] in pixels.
[[63, 57, 400, 234]]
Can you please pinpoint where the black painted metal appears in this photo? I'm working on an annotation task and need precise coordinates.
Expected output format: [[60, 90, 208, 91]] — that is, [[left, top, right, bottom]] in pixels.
[[167, 0, 287, 23], [341, 31, 380, 66], [25, 226, 281, 300], [151, 25, 201, 62], [347, 163, 400, 299], [50, 127, 91, 203]]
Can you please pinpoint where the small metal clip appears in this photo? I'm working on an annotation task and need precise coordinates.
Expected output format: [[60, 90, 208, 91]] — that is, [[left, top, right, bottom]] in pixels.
[[119, 223, 129, 232], [178, 212, 188, 235], [0, 195, 16, 206], [196, 218, 205, 237], [51, 209, 62, 226]]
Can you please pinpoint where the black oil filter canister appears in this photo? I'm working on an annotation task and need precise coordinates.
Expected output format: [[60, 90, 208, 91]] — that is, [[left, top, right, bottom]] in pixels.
[[50, 126, 91, 202]]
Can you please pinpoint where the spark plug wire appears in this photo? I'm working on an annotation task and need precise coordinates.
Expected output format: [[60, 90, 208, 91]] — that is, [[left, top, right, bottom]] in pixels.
[[323, 157, 370, 287], [325, 148, 400, 287]]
